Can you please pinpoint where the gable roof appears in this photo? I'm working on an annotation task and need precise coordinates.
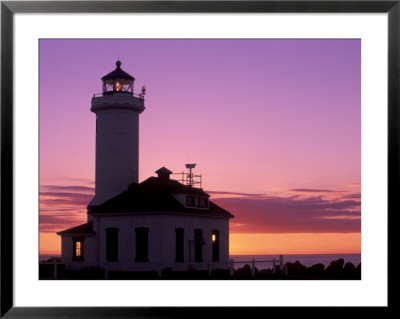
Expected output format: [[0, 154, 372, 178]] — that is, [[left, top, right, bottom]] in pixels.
[[57, 221, 95, 236], [87, 175, 234, 219]]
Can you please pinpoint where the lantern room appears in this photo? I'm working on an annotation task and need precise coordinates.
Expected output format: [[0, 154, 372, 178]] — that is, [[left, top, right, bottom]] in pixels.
[[101, 60, 135, 95]]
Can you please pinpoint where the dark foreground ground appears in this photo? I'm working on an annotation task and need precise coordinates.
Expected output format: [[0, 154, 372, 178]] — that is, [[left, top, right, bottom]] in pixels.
[[39, 258, 361, 280]]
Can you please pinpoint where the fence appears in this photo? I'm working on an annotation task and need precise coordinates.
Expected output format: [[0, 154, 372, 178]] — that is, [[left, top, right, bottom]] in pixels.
[[42, 256, 285, 279], [229, 255, 284, 277], [40, 260, 59, 279], [41, 262, 222, 279]]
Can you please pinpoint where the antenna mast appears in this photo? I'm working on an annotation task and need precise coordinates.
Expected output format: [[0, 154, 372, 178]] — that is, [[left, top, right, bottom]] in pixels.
[[185, 163, 196, 187]]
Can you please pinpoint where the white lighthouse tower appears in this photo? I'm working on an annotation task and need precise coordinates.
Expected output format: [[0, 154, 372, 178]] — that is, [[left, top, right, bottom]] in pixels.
[[89, 60, 145, 206]]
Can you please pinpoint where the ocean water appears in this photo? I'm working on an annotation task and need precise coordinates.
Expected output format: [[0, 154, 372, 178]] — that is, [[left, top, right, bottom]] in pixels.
[[40, 254, 60, 262], [229, 254, 361, 270]]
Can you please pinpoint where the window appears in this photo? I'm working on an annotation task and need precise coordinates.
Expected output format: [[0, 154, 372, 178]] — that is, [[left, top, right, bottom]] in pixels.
[[187, 196, 208, 208], [175, 228, 184, 262], [106, 228, 119, 262], [72, 238, 84, 261], [76, 241, 82, 257], [212, 230, 220, 262], [186, 196, 194, 207], [194, 229, 205, 262], [135, 227, 149, 262], [199, 198, 208, 208]]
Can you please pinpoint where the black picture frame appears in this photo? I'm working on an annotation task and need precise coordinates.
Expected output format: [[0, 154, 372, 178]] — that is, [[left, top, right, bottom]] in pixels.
[[1, 1, 396, 317]]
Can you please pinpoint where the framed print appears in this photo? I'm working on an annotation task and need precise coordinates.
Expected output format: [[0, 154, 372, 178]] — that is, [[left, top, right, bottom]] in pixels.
[[1, 0, 396, 317]]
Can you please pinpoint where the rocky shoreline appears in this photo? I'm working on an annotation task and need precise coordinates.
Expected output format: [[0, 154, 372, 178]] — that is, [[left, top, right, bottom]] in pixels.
[[234, 258, 361, 280]]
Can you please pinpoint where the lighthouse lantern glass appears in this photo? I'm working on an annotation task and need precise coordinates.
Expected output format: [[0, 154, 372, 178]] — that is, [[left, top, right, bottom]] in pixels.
[[103, 78, 133, 94]]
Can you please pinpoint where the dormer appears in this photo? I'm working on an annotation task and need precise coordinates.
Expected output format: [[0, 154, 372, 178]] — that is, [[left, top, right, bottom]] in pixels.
[[186, 195, 209, 209]]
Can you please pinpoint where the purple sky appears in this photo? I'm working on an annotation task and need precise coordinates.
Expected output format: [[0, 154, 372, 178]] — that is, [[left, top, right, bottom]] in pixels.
[[39, 39, 361, 253]]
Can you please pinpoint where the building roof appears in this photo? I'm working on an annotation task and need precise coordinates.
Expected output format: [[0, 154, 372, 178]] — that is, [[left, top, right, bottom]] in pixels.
[[57, 221, 95, 236], [101, 60, 135, 81], [87, 170, 234, 219]]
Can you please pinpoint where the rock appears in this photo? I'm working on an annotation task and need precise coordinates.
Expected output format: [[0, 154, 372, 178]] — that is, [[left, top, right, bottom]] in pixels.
[[234, 264, 251, 277], [308, 263, 325, 278], [285, 261, 308, 278], [259, 268, 273, 275], [234, 264, 259, 278], [356, 263, 361, 278], [274, 265, 282, 273], [343, 262, 358, 279], [343, 262, 356, 271], [325, 258, 345, 278]]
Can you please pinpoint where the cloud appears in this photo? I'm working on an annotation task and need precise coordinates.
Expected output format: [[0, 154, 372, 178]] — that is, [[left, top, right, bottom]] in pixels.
[[44, 176, 94, 185], [40, 212, 86, 233], [213, 192, 361, 234], [318, 215, 361, 220], [340, 193, 361, 200], [40, 191, 93, 206], [206, 190, 267, 198], [40, 185, 93, 233], [42, 185, 94, 193], [40, 183, 361, 235], [288, 188, 347, 194]]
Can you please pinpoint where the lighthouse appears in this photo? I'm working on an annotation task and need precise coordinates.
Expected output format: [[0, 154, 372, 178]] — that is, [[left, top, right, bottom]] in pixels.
[[89, 60, 145, 206], [57, 60, 234, 275]]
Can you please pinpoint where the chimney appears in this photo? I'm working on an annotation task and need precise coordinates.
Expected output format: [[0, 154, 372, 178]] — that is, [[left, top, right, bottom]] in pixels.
[[155, 167, 172, 182]]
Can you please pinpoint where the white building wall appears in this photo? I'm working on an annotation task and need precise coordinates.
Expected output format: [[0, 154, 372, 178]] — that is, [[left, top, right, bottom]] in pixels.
[[89, 94, 144, 206], [88, 213, 230, 272], [60, 235, 97, 270]]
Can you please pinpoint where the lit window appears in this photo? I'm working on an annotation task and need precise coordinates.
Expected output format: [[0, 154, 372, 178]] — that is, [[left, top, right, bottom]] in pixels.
[[73, 238, 84, 261], [212, 230, 219, 262], [76, 241, 82, 257]]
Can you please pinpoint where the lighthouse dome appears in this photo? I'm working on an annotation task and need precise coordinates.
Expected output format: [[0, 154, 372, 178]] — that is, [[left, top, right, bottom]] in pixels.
[[101, 60, 135, 95]]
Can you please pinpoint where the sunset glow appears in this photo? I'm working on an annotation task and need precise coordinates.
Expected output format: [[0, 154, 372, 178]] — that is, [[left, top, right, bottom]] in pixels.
[[229, 233, 361, 255], [39, 39, 360, 256]]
